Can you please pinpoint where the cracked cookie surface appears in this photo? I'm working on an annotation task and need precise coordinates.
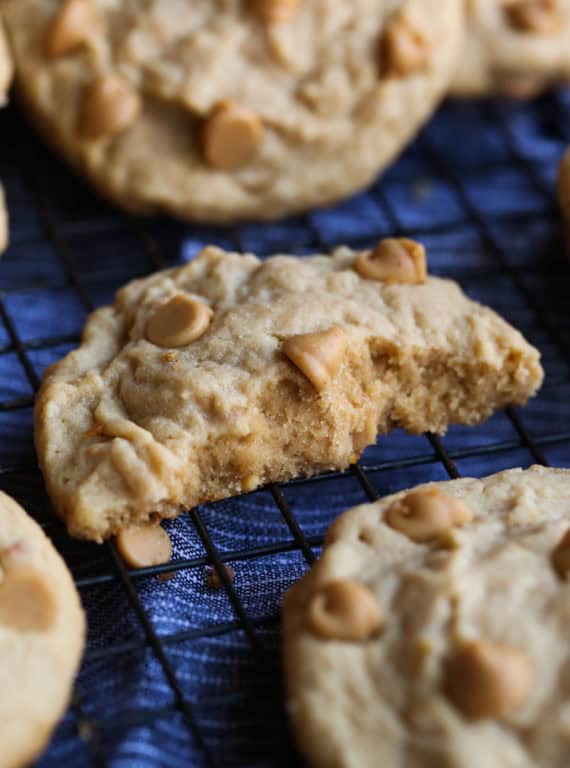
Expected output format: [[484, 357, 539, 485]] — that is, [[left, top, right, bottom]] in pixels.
[[0, 491, 85, 768], [452, 0, 570, 97], [2, 0, 462, 221], [284, 466, 570, 768], [35, 243, 542, 541]]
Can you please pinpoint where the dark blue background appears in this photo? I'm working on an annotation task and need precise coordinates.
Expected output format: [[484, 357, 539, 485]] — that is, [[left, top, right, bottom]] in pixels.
[[1, 91, 570, 767]]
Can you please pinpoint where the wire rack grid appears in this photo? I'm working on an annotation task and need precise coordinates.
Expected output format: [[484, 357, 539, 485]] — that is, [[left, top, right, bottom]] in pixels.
[[1, 89, 570, 767]]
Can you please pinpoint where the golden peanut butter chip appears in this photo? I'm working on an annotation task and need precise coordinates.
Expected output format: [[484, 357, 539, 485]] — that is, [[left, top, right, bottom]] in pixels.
[[115, 524, 172, 569], [250, 0, 301, 23], [354, 238, 427, 284], [282, 327, 347, 392], [551, 529, 570, 578], [46, 0, 96, 58], [444, 640, 532, 719], [203, 101, 264, 171], [0, 565, 57, 632], [307, 580, 383, 641], [505, 0, 559, 34], [206, 564, 234, 589], [382, 14, 429, 78], [385, 487, 473, 542], [146, 295, 213, 348], [78, 75, 141, 140]]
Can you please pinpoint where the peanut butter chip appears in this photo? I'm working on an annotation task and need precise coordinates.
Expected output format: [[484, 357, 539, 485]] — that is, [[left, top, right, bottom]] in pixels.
[[78, 75, 141, 140], [115, 524, 172, 569], [307, 580, 383, 641], [385, 487, 473, 542], [382, 15, 429, 78], [444, 640, 532, 719], [146, 295, 213, 348], [551, 529, 570, 578], [250, 0, 300, 23], [505, 0, 559, 34], [354, 238, 427, 284], [282, 327, 347, 391], [46, 0, 96, 57], [0, 566, 57, 632], [203, 102, 263, 171]]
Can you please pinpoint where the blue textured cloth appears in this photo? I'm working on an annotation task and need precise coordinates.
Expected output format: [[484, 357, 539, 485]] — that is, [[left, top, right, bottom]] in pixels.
[[1, 91, 570, 767]]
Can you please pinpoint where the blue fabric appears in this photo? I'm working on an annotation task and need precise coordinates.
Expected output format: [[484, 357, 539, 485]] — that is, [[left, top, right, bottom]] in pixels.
[[1, 92, 570, 767]]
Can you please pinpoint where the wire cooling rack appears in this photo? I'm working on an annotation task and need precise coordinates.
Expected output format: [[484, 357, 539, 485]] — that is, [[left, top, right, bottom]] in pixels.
[[1, 90, 570, 767]]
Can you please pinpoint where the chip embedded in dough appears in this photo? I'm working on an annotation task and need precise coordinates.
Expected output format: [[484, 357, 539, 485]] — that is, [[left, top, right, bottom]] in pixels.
[[2, 0, 463, 222], [0, 491, 85, 768], [452, 0, 570, 97], [283, 466, 570, 768], [35, 243, 543, 542]]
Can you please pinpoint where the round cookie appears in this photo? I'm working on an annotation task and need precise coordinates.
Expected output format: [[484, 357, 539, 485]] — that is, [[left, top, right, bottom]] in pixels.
[[2, 0, 462, 222], [558, 148, 570, 252], [0, 491, 85, 768], [284, 466, 570, 768], [452, 0, 570, 97]]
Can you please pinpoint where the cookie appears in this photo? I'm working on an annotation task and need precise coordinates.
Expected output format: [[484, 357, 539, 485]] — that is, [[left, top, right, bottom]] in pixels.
[[451, 0, 570, 98], [558, 148, 570, 251], [0, 490, 85, 768], [2, 0, 462, 222], [35, 240, 543, 541], [283, 465, 570, 768]]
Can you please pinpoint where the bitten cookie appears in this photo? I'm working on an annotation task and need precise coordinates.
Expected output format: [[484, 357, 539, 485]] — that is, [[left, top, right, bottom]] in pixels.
[[558, 148, 570, 251], [452, 0, 570, 97], [0, 491, 85, 768], [283, 466, 570, 768], [35, 241, 543, 541], [2, 0, 462, 222]]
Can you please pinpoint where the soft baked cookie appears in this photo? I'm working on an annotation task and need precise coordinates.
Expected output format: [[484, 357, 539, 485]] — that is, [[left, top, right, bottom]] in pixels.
[[558, 148, 570, 251], [0, 490, 85, 768], [2, 0, 462, 222], [283, 465, 570, 768], [452, 0, 570, 97], [35, 240, 543, 541]]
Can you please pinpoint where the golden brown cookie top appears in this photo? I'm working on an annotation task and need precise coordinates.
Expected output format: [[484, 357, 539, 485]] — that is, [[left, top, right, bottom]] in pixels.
[[2, 0, 463, 221], [35, 244, 542, 542], [284, 466, 570, 768], [0, 491, 85, 768], [452, 0, 570, 97]]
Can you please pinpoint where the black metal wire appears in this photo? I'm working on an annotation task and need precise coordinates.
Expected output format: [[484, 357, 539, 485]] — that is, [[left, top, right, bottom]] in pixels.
[[0, 94, 568, 767]]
